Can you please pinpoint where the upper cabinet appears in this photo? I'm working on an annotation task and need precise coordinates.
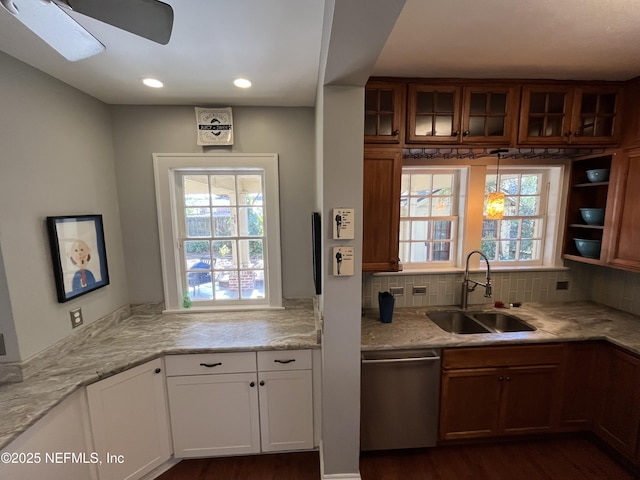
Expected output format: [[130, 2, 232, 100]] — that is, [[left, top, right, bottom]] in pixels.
[[518, 85, 622, 146], [366, 78, 624, 148], [364, 81, 405, 144], [406, 83, 518, 145]]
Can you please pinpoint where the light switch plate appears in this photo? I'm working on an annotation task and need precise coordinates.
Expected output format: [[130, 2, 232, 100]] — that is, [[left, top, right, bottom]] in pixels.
[[70, 308, 83, 328]]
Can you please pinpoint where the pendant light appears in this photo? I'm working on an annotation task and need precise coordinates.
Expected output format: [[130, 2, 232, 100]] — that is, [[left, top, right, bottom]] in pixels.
[[486, 149, 509, 220]]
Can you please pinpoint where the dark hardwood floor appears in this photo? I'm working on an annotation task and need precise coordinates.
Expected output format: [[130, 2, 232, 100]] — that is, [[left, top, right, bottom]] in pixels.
[[156, 437, 638, 480]]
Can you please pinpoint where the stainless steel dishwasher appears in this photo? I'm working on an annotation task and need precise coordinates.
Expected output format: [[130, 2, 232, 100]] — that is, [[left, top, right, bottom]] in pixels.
[[360, 348, 441, 451]]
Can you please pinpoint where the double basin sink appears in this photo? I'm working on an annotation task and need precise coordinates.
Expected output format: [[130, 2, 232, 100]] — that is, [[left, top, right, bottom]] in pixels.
[[427, 310, 535, 334]]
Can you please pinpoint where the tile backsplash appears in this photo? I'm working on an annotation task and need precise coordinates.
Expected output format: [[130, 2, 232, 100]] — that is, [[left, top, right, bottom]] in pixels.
[[363, 261, 640, 317]]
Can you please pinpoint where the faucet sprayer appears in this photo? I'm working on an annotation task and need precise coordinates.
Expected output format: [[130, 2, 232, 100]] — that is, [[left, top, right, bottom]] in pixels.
[[461, 250, 492, 309]]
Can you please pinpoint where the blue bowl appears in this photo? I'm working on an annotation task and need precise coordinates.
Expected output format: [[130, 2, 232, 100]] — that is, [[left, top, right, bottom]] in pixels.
[[586, 169, 610, 183], [574, 238, 601, 259], [580, 208, 605, 225]]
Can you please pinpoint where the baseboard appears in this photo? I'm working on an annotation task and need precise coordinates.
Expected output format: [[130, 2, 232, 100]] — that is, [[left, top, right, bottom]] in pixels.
[[319, 441, 362, 480], [145, 457, 181, 480]]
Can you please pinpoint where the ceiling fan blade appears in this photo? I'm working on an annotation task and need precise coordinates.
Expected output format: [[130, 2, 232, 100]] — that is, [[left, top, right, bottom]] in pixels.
[[63, 0, 174, 45], [3, 0, 105, 61]]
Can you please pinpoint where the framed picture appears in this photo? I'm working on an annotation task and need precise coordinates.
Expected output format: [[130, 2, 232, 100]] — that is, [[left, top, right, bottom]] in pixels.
[[46, 215, 110, 303]]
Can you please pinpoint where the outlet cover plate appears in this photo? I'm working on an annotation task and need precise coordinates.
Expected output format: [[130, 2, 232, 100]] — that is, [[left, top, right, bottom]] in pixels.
[[70, 308, 83, 328]]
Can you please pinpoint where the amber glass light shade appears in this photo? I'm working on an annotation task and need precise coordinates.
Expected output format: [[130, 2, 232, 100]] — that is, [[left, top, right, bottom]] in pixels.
[[486, 192, 505, 219]]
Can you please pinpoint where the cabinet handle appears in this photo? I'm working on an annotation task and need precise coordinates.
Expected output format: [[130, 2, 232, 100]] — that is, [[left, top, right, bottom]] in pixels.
[[154, 368, 161, 374], [260, 380, 265, 386], [199, 362, 222, 368], [274, 359, 296, 364], [250, 381, 256, 387], [452, 130, 460, 136], [463, 130, 470, 136], [392, 129, 400, 136]]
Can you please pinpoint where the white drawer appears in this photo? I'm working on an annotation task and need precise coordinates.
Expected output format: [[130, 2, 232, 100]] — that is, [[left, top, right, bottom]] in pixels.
[[165, 352, 256, 376], [257, 349, 312, 371]]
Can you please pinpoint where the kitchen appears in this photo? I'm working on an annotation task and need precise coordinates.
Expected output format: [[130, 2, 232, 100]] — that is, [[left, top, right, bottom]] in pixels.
[[1, 1, 640, 480]]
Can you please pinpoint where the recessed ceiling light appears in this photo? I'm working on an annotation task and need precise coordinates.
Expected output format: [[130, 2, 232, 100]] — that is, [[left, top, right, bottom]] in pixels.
[[233, 78, 252, 88], [142, 78, 164, 88]]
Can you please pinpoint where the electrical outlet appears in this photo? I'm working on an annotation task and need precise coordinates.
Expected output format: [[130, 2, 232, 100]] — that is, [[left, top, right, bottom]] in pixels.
[[389, 286, 404, 296], [412, 286, 427, 295], [70, 308, 83, 328], [556, 281, 569, 290]]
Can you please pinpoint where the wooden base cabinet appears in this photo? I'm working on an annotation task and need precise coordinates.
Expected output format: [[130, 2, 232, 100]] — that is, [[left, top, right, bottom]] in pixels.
[[593, 345, 640, 459], [87, 358, 172, 480], [440, 345, 563, 441], [166, 350, 313, 459]]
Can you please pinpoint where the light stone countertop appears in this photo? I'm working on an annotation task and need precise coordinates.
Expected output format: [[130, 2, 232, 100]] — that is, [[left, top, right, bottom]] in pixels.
[[1, 299, 639, 451], [0, 299, 319, 451], [362, 301, 640, 355]]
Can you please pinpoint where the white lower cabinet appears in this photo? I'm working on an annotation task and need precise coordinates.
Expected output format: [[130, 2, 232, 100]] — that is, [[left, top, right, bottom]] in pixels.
[[165, 349, 314, 458], [86, 358, 172, 480]]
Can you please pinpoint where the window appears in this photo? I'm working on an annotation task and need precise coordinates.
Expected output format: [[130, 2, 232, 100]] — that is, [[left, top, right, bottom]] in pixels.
[[399, 169, 460, 267], [153, 154, 282, 312], [482, 169, 547, 266]]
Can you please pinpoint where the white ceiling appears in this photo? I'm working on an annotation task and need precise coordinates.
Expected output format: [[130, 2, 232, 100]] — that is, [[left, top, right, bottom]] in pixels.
[[1, 0, 640, 107]]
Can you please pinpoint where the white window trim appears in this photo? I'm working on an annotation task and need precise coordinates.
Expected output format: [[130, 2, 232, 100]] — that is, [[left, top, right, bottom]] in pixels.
[[153, 153, 283, 312]]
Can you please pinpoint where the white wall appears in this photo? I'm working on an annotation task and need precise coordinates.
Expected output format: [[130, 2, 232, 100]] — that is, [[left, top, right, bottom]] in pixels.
[[111, 105, 316, 304], [0, 52, 129, 362]]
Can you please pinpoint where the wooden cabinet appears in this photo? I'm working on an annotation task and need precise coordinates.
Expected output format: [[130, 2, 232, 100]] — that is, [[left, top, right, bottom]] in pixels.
[[363, 147, 402, 272], [87, 358, 172, 480], [562, 153, 612, 264], [166, 350, 313, 458], [364, 81, 404, 144], [519, 84, 622, 145], [558, 342, 599, 430], [440, 344, 563, 441], [603, 147, 640, 272], [407, 83, 518, 145], [593, 345, 640, 459]]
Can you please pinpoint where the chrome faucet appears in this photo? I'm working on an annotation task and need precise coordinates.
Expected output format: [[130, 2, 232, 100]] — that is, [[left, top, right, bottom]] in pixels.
[[461, 250, 492, 309]]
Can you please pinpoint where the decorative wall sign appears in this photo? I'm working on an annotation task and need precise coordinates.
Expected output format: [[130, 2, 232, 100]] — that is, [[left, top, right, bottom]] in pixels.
[[46, 215, 110, 303], [333, 246, 354, 276], [195, 107, 234, 146], [332, 208, 355, 240]]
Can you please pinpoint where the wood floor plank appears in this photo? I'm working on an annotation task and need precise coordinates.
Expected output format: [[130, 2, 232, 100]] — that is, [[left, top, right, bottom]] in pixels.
[[156, 437, 637, 480]]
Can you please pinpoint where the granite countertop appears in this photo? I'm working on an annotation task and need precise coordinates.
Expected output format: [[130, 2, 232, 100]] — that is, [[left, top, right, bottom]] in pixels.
[[0, 299, 319, 451], [362, 301, 640, 355]]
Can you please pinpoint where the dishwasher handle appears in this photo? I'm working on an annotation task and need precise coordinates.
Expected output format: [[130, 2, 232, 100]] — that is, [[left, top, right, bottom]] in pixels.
[[362, 356, 440, 365]]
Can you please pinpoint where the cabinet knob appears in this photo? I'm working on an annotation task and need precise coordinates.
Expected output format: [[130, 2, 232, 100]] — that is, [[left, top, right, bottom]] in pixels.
[[392, 130, 400, 136], [250, 381, 256, 387], [564, 131, 572, 137], [453, 130, 460, 136], [154, 368, 161, 374], [463, 130, 470, 136], [498, 376, 504, 381], [505, 376, 511, 381], [574, 131, 581, 137], [260, 380, 265, 386]]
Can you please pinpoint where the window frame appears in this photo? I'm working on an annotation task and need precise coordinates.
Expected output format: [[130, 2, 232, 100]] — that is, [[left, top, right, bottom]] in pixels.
[[153, 153, 283, 312]]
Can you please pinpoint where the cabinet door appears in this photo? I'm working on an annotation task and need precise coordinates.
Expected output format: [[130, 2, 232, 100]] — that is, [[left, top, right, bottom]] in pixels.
[[499, 364, 561, 435], [570, 86, 621, 145], [518, 85, 573, 145], [258, 370, 313, 452], [407, 84, 461, 143], [87, 358, 171, 480], [167, 372, 260, 458], [558, 342, 598, 430], [364, 82, 404, 144], [362, 148, 402, 272], [604, 148, 640, 271], [594, 346, 640, 458], [440, 368, 502, 440], [461, 85, 518, 144]]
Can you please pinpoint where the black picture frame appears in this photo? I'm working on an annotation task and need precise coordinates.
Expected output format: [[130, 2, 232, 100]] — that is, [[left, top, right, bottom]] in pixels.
[[46, 215, 110, 303], [311, 212, 321, 295]]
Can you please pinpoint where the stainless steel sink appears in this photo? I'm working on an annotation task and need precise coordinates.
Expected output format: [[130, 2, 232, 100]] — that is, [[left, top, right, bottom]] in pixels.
[[426, 310, 535, 334], [470, 312, 536, 333], [426, 311, 490, 334]]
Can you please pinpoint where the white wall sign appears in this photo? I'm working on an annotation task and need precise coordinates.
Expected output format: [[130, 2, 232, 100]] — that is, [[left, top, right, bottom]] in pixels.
[[332, 208, 355, 240], [333, 246, 354, 276], [195, 107, 234, 146]]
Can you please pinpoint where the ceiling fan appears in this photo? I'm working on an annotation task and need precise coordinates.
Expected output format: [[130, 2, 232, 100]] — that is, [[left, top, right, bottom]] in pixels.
[[0, 0, 173, 61]]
